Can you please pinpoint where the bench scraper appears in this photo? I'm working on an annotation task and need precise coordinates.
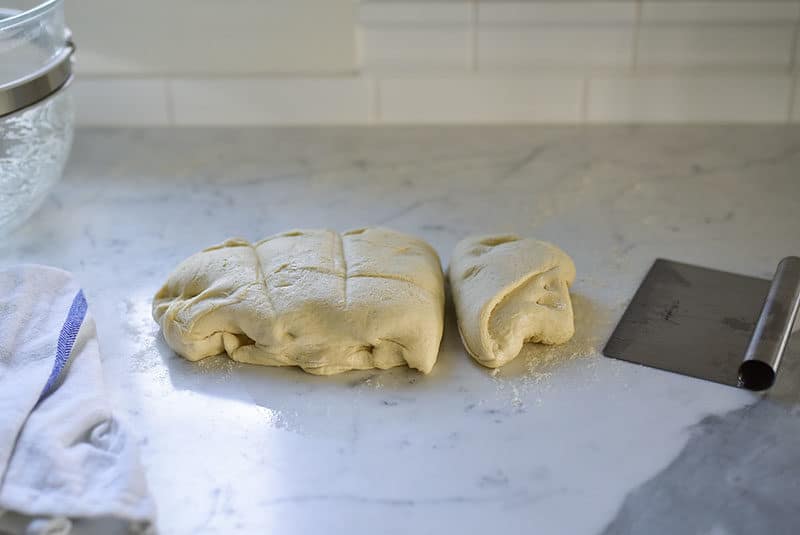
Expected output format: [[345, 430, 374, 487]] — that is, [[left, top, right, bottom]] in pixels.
[[604, 257, 800, 391]]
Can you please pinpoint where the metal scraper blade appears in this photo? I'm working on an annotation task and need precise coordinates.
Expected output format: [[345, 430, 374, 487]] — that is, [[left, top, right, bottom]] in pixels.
[[604, 257, 800, 391]]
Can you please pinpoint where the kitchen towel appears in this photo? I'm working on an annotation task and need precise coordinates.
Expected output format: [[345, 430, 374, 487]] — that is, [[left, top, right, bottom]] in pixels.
[[0, 265, 154, 534]]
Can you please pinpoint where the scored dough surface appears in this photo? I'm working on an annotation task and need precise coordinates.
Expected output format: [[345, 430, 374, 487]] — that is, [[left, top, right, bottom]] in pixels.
[[153, 228, 445, 375], [448, 234, 576, 368]]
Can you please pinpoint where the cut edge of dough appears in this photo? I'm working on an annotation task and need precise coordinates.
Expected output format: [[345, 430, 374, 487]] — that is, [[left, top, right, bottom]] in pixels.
[[201, 238, 251, 252]]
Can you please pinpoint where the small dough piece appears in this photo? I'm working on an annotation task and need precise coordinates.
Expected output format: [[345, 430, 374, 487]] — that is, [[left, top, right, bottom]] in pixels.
[[153, 228, 445, 375], [448, 234, 576, 368]]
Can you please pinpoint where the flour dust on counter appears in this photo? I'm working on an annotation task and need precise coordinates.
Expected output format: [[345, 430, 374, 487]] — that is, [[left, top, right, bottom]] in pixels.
[[484, 290, 615, 412]]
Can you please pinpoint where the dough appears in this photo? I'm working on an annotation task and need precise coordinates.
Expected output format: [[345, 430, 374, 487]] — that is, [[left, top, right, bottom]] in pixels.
[[448, 234, 576, 368], [153, 228, 445, 375]]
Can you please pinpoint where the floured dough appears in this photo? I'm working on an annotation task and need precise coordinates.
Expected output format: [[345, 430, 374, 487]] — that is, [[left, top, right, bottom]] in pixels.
[[153, 228, 445, 375], [448, 234, 576, 368]]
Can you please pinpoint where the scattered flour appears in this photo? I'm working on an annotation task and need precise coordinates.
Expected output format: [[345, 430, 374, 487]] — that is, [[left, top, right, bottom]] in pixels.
[[489, 291, 611, 407]]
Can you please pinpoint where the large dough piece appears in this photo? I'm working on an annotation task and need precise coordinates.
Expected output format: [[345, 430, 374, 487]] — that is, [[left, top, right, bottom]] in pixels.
[[153, 228, 445, 375], [449, 234, 576, 368]]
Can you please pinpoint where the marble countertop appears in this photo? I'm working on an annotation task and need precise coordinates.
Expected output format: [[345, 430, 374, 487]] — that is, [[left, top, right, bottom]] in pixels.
[[2, 126, 799, 535]]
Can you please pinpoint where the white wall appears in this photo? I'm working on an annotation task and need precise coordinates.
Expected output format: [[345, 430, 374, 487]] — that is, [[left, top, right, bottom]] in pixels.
[[68, 1, 800, 125]]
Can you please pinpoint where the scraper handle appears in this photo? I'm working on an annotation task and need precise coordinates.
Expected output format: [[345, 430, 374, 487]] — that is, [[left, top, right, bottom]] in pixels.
[[738, 256, 800, 391]]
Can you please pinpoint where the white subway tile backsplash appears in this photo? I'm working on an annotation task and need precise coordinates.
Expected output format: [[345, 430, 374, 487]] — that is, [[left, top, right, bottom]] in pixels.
[[479, 26, 634, 69], [67, 0, 356, 75], [169, 78, 372, 125], [587, 74, 791, 123], [360, 2, 471, 25], [641, 2, 800, 23], [72, 78, 170, 126], [362, 27, 471, 71], [65, 0, 799, 125], [637, 25, 794, 68], [379, 76, 583, 123], [476, 1, 636, 70], [359, 2, 472, 71], [479, 2, 637, 25], [72, 73, 793, 126]]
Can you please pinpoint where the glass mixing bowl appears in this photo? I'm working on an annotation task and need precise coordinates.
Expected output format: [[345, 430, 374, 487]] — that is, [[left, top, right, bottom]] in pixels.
[[0, 0, 74, 235]]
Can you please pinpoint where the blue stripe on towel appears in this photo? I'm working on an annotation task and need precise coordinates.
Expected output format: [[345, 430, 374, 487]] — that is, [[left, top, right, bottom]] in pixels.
[[38, 290, 88, 401]]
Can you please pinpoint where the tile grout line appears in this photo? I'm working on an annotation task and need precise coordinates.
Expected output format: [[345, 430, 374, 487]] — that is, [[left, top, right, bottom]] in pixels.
[[471, 0, 479, 72], [786, 1, 800, 121], [355, 7, 365, 73], [632, 0, 642, 71], [356, 2, 376, 124], [789, 2, 800, 71]]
